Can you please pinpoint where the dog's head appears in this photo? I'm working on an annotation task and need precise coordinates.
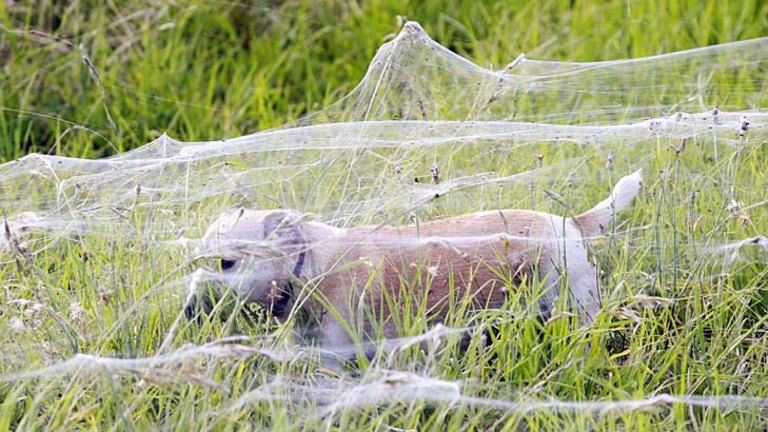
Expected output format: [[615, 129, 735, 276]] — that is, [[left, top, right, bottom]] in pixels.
[[185, 208, 306, 321]]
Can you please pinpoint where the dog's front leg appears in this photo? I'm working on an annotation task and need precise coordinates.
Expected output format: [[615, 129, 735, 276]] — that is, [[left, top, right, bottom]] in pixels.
[[183, 268, 216, 323], [317, 316, 355, 371]]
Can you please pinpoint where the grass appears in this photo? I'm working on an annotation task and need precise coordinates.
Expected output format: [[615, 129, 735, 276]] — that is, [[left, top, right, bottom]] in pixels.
[[1, 0, 768, 430]]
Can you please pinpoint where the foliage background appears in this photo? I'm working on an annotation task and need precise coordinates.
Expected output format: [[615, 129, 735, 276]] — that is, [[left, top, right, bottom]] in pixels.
[[2, 0, 766, 160]]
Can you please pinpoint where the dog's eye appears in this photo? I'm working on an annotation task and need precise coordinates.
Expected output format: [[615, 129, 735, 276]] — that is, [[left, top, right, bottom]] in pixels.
[[220, 259, 236, 271]]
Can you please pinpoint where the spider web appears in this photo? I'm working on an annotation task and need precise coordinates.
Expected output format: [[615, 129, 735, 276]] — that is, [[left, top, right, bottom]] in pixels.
[[1, 21, 767, 425]]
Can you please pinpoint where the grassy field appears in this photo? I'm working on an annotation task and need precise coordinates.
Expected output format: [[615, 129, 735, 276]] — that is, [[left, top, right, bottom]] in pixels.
[[1, 0, 768, 430]]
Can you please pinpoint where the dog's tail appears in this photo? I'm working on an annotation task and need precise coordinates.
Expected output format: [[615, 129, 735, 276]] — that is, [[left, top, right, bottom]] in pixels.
[[573, 170, 642, 238]]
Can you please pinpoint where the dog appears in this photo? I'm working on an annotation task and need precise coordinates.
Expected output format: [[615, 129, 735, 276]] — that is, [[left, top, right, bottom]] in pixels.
[[185, 170, 642, 359]]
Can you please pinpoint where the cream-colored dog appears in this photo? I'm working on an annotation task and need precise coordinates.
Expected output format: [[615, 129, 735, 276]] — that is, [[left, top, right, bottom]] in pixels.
[[185, 171, 642, 356]]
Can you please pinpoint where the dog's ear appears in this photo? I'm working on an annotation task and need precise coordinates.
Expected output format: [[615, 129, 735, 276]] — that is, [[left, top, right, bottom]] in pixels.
[[262, 210, 299, 238], [262, 211, 305, 254]]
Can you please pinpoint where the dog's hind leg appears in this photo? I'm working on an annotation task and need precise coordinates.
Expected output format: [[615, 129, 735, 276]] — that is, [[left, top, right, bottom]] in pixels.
[[567, 259, 600, 325], [536, 259, 561, 323]]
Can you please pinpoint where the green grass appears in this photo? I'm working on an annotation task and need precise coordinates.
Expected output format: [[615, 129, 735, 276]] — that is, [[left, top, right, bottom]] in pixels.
[[1, 0, 768, 430]]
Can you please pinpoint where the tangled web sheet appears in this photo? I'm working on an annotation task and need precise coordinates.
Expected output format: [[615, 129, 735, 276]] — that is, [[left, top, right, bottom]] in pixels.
[[1, 22, 768, 426]]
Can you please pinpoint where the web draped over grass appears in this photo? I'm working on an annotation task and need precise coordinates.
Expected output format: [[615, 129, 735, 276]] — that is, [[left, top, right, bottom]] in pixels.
[[1, 22, 767, 430]]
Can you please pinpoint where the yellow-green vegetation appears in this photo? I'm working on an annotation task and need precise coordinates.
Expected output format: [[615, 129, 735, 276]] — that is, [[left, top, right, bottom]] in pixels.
[[1, 1, 767, 431]]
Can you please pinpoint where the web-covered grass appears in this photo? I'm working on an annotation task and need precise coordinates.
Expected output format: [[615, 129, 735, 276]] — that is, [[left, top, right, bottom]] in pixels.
[[1, 2, 768, 431]]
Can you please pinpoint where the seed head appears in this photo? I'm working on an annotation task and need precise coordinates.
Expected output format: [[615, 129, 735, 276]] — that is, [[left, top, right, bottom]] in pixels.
[[739, 116, 750, 137], [430, 164, 440, 184]]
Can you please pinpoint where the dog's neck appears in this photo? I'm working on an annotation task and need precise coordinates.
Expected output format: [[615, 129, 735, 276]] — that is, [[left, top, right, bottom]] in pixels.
[[266, 222, 342, 320], [292, 221, 347, 281], [269, 250, 306, 318]]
